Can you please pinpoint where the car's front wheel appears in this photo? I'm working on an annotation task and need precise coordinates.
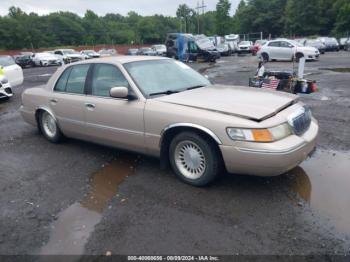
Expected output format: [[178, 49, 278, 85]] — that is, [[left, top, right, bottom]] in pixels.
[[169, 132, 221, 186], [295, 53, 304, 62], [39, 111, 63, 143]]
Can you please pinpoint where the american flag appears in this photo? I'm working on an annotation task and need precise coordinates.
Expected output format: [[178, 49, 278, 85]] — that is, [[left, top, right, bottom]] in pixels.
[[261, 79, 280, 89]]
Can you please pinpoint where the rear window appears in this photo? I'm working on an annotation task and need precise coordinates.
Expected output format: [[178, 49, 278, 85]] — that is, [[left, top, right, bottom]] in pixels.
[[0, 56, 16, 67], [54, 64, 90, 94]]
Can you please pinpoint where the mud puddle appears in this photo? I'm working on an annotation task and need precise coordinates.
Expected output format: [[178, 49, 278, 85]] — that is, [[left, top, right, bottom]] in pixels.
[[40, 153, 139, 255], [288, 150, 350, 235], [321, 68, 350, 73]]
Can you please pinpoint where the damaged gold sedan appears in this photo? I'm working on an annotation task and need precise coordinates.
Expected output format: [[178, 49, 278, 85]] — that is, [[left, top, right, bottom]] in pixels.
[[20, 56, 318, 186]]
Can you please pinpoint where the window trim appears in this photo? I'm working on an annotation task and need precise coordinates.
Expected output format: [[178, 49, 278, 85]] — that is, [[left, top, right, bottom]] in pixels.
[[53, 64, 91, 95], [268, 41, 281, 47], [86, 63, 136, 101]]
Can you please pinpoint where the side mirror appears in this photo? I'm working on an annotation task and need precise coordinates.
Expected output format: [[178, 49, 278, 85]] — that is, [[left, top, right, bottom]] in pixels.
[[110, 86, 129, 99]]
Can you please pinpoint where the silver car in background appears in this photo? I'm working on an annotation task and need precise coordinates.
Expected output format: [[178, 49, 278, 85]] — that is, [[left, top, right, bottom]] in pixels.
[[20, 57, 318, 186]]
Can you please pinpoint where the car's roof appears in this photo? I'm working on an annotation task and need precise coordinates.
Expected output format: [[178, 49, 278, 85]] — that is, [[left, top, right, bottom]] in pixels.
[[73, 56, 169, 65]]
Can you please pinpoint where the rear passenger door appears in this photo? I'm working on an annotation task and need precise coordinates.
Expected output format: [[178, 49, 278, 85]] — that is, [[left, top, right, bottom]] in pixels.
[[50, 64, 90, 138]]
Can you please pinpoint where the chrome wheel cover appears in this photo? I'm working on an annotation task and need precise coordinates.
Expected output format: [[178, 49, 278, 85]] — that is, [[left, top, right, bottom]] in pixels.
[[42, 112, 57, 138], [174, 140, 206, 180]]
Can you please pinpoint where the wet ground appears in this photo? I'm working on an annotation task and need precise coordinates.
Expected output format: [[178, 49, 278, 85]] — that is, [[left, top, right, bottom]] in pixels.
[[0, 52, 350, 258]]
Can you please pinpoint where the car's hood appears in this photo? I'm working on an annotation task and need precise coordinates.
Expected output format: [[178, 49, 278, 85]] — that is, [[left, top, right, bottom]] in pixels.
[[67, 54, 83, 58], [298, 46, 318, 52], [155, 85, 297, 121]]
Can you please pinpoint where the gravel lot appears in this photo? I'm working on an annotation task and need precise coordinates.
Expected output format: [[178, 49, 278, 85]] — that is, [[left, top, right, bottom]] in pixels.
[[0, 52, 349, 259]]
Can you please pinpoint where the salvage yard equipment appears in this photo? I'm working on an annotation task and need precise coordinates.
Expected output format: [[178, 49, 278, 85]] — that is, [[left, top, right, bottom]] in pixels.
[[249, 70, 318, 94]]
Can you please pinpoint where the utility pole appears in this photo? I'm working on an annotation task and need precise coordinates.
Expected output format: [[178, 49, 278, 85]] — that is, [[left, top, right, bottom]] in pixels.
[[195, 0, 206, 34]]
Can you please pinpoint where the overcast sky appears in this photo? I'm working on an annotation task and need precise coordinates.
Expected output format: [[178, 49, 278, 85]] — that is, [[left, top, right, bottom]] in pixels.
[[0, 0, 240, 17]]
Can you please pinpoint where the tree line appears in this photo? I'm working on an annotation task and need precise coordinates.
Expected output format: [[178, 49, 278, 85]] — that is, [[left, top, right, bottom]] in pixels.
[[0, 0, 349, 50]]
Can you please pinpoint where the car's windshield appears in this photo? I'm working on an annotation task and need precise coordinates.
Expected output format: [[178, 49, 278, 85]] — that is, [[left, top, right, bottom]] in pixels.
[[62, 50, 75, 54], [0, 56, 16, 66], [256, 40, 266, 45], [124, 59, 210, 97], [37, 53, 53, 58], [154, 45, 165, 50], [307, 40, 321, 45], [240, 41, 250, 45]]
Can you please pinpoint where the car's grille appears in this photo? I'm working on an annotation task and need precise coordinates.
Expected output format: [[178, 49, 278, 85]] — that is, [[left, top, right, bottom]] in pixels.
[[5, 87, 12, 94], [291, 107, 312, 135]]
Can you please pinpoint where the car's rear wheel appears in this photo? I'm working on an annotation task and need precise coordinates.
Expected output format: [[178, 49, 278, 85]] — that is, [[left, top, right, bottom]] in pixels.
[[39, 111, 63, 143], [261, 53, 269, 62], [169, 132, 221, 186]]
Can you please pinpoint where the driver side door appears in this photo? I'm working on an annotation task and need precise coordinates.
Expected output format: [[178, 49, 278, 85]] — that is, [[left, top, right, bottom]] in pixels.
[[84, 63, 146, 153]]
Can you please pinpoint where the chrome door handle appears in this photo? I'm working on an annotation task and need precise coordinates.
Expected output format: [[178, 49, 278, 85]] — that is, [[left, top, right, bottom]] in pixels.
[[85, 103, 95, 109], [50, 98, 58, 104]]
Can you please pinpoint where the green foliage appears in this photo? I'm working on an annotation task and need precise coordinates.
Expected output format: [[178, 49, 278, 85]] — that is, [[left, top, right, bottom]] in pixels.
[[0, 0, 349, 50], [233, 0, 350, 38], [215, 0, 232, 35]]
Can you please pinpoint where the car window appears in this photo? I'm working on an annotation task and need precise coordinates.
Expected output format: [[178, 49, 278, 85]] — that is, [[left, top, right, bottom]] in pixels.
[[124, 59, 210, 97], [0, 56, 16, 67], [91, 64, 129, 97], [54, 67, 72, 92], [280, 41, 294, 48], [268, 41, 280, 47], [65, 64, 90, 94]]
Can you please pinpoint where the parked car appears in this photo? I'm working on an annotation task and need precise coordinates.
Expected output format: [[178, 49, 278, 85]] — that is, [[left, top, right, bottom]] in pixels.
[[80, 50, 101, 59], [250, 39, 267, 56], [98, 48, 118, 57], [0, 74, 13, 100], [339, 37, 349, 49], [0, 55, 23, 87], [127, 48, 139, 56], [165, 33, 220, 62], [15, 55, 35, 68], [54, 49, 85, 63], [152, 44, 167, 56], [345, 39, 350, 51], [304, 39, 326, 54], [20, 56, 318, 186], [258, 39, 319, 62], [237, 41, 253, 54], [318, 37, 340, 51], [137, 47, 157, 56], [224, 34, 240, 53], [32, 53, 63, 67], [216, 43, 232, 56]]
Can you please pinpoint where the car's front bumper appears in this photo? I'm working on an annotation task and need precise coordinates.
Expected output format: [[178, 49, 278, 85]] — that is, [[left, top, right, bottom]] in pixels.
[[220, 118, 318, 176], [306, 53, 319, 60], [0, 83, 13, 99]]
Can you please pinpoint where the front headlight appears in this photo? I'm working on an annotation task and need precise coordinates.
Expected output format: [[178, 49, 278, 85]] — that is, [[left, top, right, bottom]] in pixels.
[[227, 123, 292, 142], [1, 77, 9, 84]]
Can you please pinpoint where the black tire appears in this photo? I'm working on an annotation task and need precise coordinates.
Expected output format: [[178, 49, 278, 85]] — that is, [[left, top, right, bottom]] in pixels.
[[295, 53, 304, 62], [39, 111, 63, 143], [169, 132, 222, 187], [261, 53, 269, 62]]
